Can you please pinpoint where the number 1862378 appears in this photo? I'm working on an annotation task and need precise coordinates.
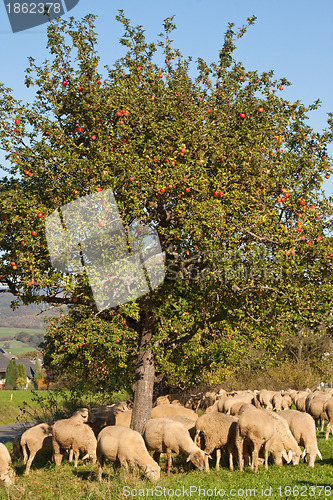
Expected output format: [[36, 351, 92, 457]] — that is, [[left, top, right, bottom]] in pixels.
[[5, 3, 61, 14]]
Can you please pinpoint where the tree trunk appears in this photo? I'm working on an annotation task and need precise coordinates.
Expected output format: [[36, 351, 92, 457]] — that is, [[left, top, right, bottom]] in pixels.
[[130, 313, 155, 434]]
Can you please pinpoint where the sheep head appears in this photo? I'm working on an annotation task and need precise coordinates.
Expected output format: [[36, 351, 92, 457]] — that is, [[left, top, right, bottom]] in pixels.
[[0, 468, 15, 486], [186, 450, 206, 470], [144, 464, 160, 482]]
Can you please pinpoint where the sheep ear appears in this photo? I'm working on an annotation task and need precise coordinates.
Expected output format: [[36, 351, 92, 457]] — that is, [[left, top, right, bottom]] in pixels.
[[317, 449, 323, 460], [287, 450, 293, 463], [82, 453, 89, 460], [186, 456, 191, 462], [282, 450, 289, 462], [301, 448, 307, 459]]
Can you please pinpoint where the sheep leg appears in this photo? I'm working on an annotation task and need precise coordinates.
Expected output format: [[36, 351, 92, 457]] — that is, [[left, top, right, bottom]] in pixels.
[[97, 455, 104, 482], [153, 451, 160, 465], [22, 444, 29, 465], [253, 445, 260, 473], [228, 450, 234, 471], [325, 421, 332, 440], [24, 453, 36, 475], [166, 450, 173, 476], [215, 448, 221, 471], [235, 435, 244, 472], [73, 449, 79, 468], [52, 440, 63, 466]]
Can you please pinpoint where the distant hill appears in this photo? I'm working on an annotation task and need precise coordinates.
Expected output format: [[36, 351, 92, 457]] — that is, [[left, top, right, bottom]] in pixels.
[[0, 292, 57, 328]]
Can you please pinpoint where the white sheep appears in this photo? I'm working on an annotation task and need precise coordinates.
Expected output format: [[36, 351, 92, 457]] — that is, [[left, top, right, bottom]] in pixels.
[[97, 425, 160, 482], [18, 422, 53, 475], [235, 408, 301, 472], [194, 412, 238, 471], [278, 409, 322, 467], [52, 408, 96, 466], [143, 417, 207, 475], [151, 403, 198, 421], [0, 443, 15, 485]]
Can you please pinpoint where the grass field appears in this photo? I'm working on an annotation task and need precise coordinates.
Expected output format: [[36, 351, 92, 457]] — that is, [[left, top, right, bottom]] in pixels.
[[0, 391, 50, 425], [0, 328, 45, 337], [0, 431, 332, 499], [0, 327, 44, 356]]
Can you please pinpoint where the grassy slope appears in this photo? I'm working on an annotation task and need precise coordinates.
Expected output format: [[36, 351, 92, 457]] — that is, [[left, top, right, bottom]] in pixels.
[[0, 432, 332, 499], [0, 391, 50, 425], [0, 327, 44, 356]]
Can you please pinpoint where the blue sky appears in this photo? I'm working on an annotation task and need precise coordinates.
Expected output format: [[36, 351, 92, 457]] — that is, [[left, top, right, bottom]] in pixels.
[[1, 0, 333, 195]]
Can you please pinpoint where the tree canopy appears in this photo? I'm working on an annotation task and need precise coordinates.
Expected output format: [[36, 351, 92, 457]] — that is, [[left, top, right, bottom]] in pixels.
[[0, 12, 332, 431]]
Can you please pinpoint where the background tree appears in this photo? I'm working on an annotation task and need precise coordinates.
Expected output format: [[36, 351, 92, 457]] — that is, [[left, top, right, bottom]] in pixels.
[[0, 13, 332, 432], [33, 357, 43, 389], [5, 359, 18, 389]]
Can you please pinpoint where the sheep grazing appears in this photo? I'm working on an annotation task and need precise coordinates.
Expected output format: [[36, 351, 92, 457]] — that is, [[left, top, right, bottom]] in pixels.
[[52, 408, 96, 466], [151, 403, 198, 421], [235, 408, 301, 473], [18, 422, 53, 475], [278, 409, 322, 467], [97, 425, 160, 482], [143, 417, 206, 475], [0, 443, 15, 486], [306, 392, 331, 430], [194, 412, 238, 471]]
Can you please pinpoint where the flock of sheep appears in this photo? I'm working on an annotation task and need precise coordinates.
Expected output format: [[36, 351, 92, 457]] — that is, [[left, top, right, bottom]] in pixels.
[[1, 386, 333, 485]]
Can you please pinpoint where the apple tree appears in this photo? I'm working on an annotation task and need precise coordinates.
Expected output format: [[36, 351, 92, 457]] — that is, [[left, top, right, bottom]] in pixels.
[[0, 12, 333, 432]]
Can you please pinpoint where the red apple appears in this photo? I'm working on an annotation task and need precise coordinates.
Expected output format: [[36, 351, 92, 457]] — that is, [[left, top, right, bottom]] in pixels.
[[185, 187, 190, 192], [116, 111, 122, 117], [15, 118, 20, 124], [207, 108, 212, 113], [138, 66, 142, 70], [180, 148, 186, 154], [62, 80, 68, 86], [279, 85, 284, 90], [239, 112, 246, 119], [98, 221, 105, 226], [96, 79, 101, 84], [291, 250, 295, 255], [258, 107, 263, 113], [78, 127, 83, 132], [299, 199, 305, 205], [325, 174, 330, 179], [96, 187, 102, 192], [12, 265, 17, 270], [160, 188, 165, 193], [91, 135, 96, 140], [218, 191, 224, 197], [37, 212, 43, 218], [31, 230, 37, 236], [129, 176, 135, 181], [165, 59, 169, 63]]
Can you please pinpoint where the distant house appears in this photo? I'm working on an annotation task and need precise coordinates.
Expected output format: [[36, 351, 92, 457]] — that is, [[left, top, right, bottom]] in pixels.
[[0, 352, 42, 388]]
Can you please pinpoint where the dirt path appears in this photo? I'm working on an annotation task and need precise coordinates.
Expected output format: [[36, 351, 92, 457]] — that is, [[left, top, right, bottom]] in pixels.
[[0, 421, 39, 443]]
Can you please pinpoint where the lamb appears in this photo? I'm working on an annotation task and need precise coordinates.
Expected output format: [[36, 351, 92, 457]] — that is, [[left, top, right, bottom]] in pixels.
[[235, 408, 301, 473], [18, 422, 53, 474], [151, 403, 198, 421], [97, 425, 160, 482], [52, 408, 96, 466], [143, 417, 207, 475], [0, 443, 15, 486], [194, 412, 238, 471], [278, 409, 322, 467]]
